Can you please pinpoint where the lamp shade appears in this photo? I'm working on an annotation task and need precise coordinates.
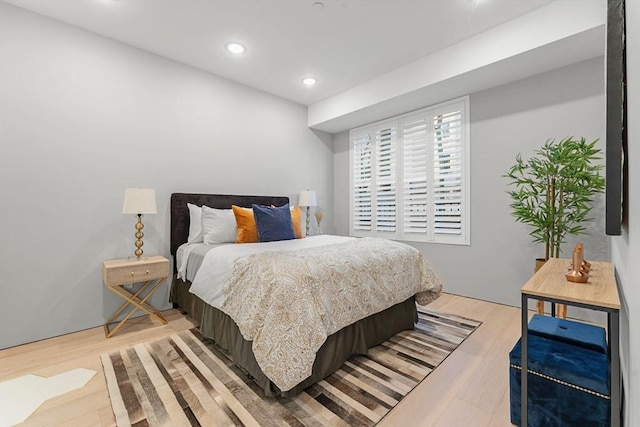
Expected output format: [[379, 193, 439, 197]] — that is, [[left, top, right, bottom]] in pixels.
[[298, 190, 317, 207], [122, 188, 157, 214]]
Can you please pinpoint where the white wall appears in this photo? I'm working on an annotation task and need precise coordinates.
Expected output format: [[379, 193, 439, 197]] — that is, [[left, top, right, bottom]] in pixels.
[[334, 57, 607, 311], [0, 3, 334, 349], [611, 1, 639, 425]]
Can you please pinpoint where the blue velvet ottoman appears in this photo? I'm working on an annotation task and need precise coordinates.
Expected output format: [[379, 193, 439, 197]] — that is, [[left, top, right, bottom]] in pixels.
[[509, 316, 610, 427], [527, 314, 607, 353]]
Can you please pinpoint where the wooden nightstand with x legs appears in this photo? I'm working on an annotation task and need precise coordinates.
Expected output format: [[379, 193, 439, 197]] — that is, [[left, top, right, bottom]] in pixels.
[[102, 255, 170, 338]]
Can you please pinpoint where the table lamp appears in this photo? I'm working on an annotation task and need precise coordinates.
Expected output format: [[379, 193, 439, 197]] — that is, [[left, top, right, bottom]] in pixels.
[[298, 190, 317, 236], [122, 188, 157, 260]]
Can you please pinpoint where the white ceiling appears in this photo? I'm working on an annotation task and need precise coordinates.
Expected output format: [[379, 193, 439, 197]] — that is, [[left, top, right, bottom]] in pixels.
[[3, 0, 556, 106]]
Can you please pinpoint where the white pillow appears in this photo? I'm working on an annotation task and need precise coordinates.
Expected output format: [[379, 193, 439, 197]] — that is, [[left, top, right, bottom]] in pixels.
[[202, 205, 237, 244], [187, 203, 204, 244]]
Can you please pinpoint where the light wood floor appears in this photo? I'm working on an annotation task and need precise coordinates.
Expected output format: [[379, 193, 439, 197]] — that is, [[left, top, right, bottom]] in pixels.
[[0, 293, 521, 426]]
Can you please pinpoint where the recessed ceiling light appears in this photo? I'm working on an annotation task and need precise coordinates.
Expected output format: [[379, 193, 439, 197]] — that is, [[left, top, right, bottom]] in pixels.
[[302, 77, 317, 86], [225, 42, 246, 54]]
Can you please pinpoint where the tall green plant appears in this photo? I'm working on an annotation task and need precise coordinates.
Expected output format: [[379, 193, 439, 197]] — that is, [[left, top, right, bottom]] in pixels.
[[504, 137, 605, 260]]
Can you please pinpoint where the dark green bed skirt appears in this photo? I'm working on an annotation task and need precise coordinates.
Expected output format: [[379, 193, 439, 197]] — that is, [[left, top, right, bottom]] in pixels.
[[170, 275, 418, 397]]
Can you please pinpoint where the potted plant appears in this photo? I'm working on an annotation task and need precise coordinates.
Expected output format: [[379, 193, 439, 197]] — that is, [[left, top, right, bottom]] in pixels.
[[504, 136, 605, 265]]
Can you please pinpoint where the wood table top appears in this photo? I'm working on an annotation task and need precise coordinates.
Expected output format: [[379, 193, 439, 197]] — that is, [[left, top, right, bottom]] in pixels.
[[521, 257, 620, 310]]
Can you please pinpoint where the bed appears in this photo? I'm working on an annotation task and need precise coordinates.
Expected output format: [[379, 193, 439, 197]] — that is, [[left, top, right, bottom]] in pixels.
[[169, 193, 442, 397]]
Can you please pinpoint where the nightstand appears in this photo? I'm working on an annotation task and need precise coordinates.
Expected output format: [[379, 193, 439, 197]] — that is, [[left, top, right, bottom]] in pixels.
[[102, 255, 170, 338]]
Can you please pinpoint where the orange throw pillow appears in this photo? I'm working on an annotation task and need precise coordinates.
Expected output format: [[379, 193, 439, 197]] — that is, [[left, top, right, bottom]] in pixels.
[[232, 205, 259, 243], [290, 207, 303, 239]]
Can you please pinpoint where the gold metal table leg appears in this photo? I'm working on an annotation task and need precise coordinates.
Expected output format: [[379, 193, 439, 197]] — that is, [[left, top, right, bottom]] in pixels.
[[104, 277, 168, 338]]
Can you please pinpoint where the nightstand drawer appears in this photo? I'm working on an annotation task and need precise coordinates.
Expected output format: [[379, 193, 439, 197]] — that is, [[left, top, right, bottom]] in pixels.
[[103, 256, 169, 286]]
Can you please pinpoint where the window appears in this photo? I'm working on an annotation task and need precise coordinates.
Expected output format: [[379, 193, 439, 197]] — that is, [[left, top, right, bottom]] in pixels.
[[349, 96, 469, 245]]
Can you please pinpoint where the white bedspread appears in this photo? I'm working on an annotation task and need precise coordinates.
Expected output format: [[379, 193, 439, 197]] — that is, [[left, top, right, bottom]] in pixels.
[[188, 235, 354, 309]]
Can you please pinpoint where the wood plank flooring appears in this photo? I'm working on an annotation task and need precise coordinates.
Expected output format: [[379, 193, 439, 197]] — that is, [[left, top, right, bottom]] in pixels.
[[0, 293, 522, 427]]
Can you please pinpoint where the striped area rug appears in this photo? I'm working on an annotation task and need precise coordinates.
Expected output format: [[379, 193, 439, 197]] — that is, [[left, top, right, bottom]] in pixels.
[[101, 308, 480, 426]]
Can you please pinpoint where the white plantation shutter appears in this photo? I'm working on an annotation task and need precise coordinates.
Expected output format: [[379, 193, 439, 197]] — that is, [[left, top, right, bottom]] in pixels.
[[350, 96, 469, 245], [401, 115, 429, 235], [375, 127, 397, 232], [352, 131, 372, 231], [433, 109, 463, 237]]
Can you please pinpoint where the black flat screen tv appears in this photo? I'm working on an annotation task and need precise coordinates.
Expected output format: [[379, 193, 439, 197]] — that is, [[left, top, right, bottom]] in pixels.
[[605, 0, 627, 236]]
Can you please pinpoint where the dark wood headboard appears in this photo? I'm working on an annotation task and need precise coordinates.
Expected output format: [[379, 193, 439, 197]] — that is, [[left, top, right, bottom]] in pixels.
[[170, 193, 290, 256]]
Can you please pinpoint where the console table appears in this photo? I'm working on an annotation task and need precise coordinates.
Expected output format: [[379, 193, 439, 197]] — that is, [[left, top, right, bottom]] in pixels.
[[520, 258, 620, 426]]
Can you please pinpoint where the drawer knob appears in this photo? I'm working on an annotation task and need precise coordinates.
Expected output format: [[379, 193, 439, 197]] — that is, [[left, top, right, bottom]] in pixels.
[[146, 270, 150, 274], [130, 272, 135, 276]]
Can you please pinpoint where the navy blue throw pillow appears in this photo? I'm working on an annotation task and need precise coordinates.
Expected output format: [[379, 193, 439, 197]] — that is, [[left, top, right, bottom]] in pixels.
[[252, 203, 296, 242]]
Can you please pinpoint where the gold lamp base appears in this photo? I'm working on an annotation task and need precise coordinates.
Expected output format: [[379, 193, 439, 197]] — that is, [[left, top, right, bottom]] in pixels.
[[134, 214, 144, 260]]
